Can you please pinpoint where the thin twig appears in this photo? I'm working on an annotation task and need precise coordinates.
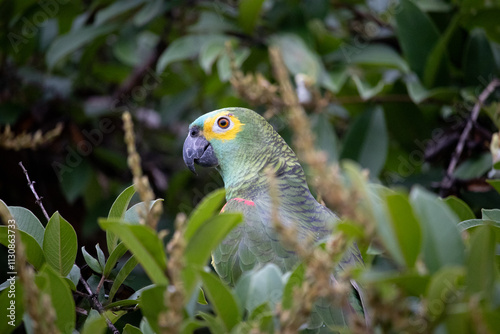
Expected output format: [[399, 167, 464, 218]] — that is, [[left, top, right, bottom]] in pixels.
[[19, 162, 50, 221], [79, 277, 120, 334], [440, 78, 500, 195]]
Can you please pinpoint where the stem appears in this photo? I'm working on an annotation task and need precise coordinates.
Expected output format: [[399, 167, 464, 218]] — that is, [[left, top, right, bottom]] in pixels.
[[19, 162, 50, 221]]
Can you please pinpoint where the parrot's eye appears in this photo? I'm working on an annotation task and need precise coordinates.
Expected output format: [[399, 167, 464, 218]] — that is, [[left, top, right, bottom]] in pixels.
[[217, 117, 230, 129]]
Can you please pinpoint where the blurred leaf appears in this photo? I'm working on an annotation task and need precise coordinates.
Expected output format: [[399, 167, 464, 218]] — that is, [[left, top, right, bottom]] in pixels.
[[467, 226, 496, 297], [216, 47, 250, 82], [123, 324, 143, 334], [107, 185, 136, 254], [82, 246, 103, 274], [282, 263, 305, 310], [461, 9, 500, 44], [457, 219, 500, 232], [410, 187, 464, 273], [442, 196, 476, 221], [340, 106, 388, 177], [238, 0, 265, 33], [487, 179, 500, 194], [385, 193, 422, 268], [0, 227, 45, 269], [99, 219, 168, 285], [351, 73, 386, 100], [7, 204, 45, 246], [59, 161, 93, 204], [96, 244, 106, 268], [67, 264, 81, 290], [36, 265, 76, 333], [94, 0, 146, 26], [350, 44, 409, 73], [482, 209, 500, 222], [46, 23, 119, 69], [43, 212, 77, 276], [198, 270, 242, 331], [184, 188, 226, 242], [426, 266, 464, 320], [139, 285, 167, 333], [133, 0, 166, 26], [123, 200, 163, 225], [199, 38, 225, 74], [463, 29, 498, 86], [197, 312, 226, 334], [80, 310, 107, 334], [395, 0, 440, 80], [234, 264, 283, 313], [109, 255, 138, 302], [271, 33, 322, 83], [184, 213, 242, 268], [453, 153, 492, 179], [311, 113, 339, 163], [321, 68, 348, 94]]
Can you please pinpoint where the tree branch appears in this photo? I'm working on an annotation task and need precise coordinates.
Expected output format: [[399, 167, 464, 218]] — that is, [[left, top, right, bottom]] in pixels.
[[440, 78, 500, 196], [79, 277, 120, 334], [19, 162, 50, 221]]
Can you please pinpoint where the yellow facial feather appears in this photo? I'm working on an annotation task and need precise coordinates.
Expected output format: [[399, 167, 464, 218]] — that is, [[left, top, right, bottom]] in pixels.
[[203, 112, 244, 142]]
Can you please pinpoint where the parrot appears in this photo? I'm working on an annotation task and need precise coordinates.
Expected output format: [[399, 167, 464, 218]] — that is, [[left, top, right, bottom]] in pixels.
[[183, 107, 367, 331]]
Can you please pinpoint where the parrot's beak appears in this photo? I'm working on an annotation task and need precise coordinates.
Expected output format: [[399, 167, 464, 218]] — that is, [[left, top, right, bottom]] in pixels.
[[183, 126, 219, 174]]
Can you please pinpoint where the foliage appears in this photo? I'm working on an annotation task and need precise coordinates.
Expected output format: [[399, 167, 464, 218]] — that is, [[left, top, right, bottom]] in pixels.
[[1, 0, 500, 333]]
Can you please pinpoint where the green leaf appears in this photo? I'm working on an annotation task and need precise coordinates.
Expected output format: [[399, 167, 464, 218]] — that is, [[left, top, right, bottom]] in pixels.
[[46, 23, 119, 69], [96, 244, 106, 268], [457, 219, 500, 232], [464, 29, 498, 86], [80, 310, 107, 334], [385, 193, 422, 268], [103, 242, 128, 277], [184, 213, 242, 268], [482, 209, 500, 222], [123, 324, 143, 334], [99, 218, 168, 285], [395, 0, 440, 80], [410, 187, 465, 273], [43, 212, 78, 276], [36, 265, 76, 333], [234, 264, 283, 313], [487, 179, 500, 194], [59, 161, 93, 203], [199, 38, 226, 74], [7, 204, 45, 246], [271, 33, 323, 83], [107, 185, 136, 254], [466, 226, 496, 297], [184, 188, 226, 242], [0, 279, 24, 333], [197, 312, 226, 334], [123, 199, 164, 225], [67, 265, 81, 290], [157, 35, 209, 73], [340, 106, 388, 177], [216, 47, 250, 82], [311, 113, 339, 163], [0, 227, 45, 269], [82, 246, 103, 274], [139, 285, 167, 334], [442, 196, 476, 221], [198, 270, 242, 331], [282, 263, 305, 310], [453, 152, 492, 179], [108, 255, 138, 302], [133, 0, 166, 26], [349, 44, 409, 73], [94, 0, 146, 26], [426, 266, 464, 320], [461, 8, 500, 44], [238, 0, 265, 33]]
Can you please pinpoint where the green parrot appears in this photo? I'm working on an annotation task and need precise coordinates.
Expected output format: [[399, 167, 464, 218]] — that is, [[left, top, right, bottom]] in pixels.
[[183, 107, 367, 330]]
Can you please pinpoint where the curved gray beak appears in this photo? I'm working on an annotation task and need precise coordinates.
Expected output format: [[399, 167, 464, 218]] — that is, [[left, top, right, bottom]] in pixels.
[[183, 126, 219, 174]]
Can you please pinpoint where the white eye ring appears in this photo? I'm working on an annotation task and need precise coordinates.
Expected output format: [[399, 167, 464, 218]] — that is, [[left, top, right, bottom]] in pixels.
[[213, 116, 234, 133]]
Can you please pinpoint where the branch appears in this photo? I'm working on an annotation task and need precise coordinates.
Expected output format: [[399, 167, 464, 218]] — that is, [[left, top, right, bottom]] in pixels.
[[19, 162, 50, 221], [440, 78, 500, 196], [79, 277, 120, 334]]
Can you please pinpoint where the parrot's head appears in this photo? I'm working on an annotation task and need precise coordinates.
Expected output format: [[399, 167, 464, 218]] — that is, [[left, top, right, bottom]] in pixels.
[[182, 107, 275, 177]]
